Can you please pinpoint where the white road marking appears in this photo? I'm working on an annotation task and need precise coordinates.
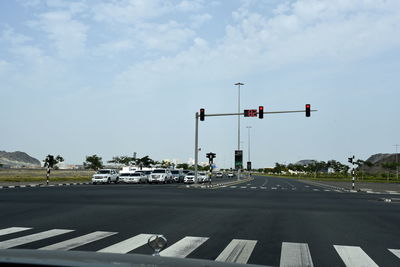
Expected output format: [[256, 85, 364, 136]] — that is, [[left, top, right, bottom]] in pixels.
[[20, 185, 26, 188], [0, 229, 73, 249], [260, 187, 267, 189], [334, 245, 378, 267], [388, 249, 400, 259], [280, 242, 314, 267], [39, 231, 117, 250], [215, 239, 257, 264], [305, 186, 310, 188], [0, 227, 32, 237], [98, 234, 154, 254], [324, 190, 331, 192], [250, 187, 257, 189], [313, 189, 319, 191], [230, 186, 237, 188], [272, 187, 277, 190], [241, 186, 247, 189], [8, 186, 15, 188], [160, 236, 208, 258]]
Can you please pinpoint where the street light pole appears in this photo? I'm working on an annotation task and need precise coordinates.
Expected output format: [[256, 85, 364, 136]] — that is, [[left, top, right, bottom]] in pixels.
[[395, 144, 399, 180], [235, 82, 244, 180]]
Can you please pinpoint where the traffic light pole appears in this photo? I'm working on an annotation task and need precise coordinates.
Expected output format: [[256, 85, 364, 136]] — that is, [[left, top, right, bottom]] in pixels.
[[194, 112, 199, 183], [194, 108, 317, 182]]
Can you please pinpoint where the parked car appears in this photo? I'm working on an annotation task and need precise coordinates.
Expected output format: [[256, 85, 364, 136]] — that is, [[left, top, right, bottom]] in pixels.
[[122, 172, 148, 184], [171, 170, 184, 183], [184, 172, 196, 184], [227, 172, 234, 178], [149, 169, 173, 184], [92, 169, 119, 184]]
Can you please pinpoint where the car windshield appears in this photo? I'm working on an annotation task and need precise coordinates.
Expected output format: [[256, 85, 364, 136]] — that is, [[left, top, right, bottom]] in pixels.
[[4, 2, 399, 267]]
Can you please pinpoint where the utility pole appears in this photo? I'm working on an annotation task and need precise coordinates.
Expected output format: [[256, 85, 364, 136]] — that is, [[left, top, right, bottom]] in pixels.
[[235, 82, 244, 180], [395, 144, 399, 180]]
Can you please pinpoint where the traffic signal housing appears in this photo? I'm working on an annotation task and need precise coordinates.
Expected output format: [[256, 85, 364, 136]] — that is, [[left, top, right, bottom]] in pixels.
[[258, 106, 264, 119], [305, 104, 311, 117], [200, 108, 205, 121]]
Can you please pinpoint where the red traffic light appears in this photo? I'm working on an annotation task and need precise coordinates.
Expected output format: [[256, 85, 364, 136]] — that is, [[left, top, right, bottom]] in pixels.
[[258, 106, 264, 119], [200, 108, 205, 121], [305, 104, 311, 117]]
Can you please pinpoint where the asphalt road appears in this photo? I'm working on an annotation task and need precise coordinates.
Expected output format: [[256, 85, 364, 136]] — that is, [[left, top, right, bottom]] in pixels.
[[0, 175, 399, 266]]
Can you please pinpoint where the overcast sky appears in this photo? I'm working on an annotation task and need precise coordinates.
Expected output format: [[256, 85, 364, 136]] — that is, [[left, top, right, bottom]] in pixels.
[[1, 0, 400, 168]]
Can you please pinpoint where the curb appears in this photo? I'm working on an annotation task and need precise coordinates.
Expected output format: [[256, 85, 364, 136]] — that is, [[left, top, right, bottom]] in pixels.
[[0, 182, 91, 189]]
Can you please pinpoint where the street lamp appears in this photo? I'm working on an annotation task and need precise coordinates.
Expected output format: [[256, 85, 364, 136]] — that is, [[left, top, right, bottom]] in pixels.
[[235, 82, 244, 180]]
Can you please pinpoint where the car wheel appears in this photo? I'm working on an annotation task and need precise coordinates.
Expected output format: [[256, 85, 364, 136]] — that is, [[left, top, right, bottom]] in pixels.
[[92, 182, 96, 185], [114, 178, 119, 184], [107, 178, 111, 184]]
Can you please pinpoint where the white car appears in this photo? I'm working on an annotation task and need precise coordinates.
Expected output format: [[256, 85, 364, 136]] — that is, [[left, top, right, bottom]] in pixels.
[[149, 169, 173, 184], [227, 173, 234, 178], [121, 172, 147, 184], [198, 172, 210, 183], [215, 172, 223, 178], [92, 169, 119, 184], [184, 172, 196, 184]]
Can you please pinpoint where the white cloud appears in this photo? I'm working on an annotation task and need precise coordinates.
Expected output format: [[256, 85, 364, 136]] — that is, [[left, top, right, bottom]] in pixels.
[[92, 0, 173, 24], [136, 21, 195, 51], [34, 11, 89, 58], [1, 26, 32, 45], [190, 13, 212, 28], [176, 0, 204, 12], [111, 0, 400, 96]]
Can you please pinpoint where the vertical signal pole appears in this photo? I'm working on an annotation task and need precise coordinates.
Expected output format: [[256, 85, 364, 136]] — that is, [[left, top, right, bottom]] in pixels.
[[194, 112, 199, 183], [46, 167, 50, 185], [349, 155, 355, 190]]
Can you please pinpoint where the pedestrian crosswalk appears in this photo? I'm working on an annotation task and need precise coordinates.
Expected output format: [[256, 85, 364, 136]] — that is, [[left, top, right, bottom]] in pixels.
[[0, 226, 397, 266]]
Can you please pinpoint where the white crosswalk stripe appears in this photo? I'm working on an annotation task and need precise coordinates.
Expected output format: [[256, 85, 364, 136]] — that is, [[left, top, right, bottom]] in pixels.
[[98, 233, 154, 254], [280, 242, 314, 267], [160, 236, 208, 258], [39, 231, 117, 251], [215, 239, 257, 264], [334, 245, 378, 267], [0, 227, 31, 237], [388, 249, 400, 259], [0, 229, 73, 249]]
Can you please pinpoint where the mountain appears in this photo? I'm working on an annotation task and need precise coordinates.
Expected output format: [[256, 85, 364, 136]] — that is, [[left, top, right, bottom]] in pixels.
[[360, 153, 400, 174], [0, 151, 41, 168]]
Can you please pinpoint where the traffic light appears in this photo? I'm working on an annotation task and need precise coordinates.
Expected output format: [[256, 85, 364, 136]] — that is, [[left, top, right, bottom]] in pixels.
[[258, 106, 264, 119], [200, 108, 205, 121], [348, 156, 354, 164], [305, 104, 311, 117]]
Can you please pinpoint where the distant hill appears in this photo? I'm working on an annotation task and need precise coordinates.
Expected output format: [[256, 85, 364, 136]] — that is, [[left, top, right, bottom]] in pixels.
[[0, 151, 41, 168], [361, 153, 400, 174]]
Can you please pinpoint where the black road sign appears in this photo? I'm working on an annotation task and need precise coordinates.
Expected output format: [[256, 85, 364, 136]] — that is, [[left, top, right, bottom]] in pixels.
[[235, 150, 243, 170]]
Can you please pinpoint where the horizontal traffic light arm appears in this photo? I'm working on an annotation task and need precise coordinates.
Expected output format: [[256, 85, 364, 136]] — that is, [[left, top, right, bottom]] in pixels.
[[200, 109, 318, 117]]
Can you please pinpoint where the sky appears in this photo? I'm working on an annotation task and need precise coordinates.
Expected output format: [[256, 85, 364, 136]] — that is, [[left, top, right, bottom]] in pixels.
[[1, 0, 400, 169]]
